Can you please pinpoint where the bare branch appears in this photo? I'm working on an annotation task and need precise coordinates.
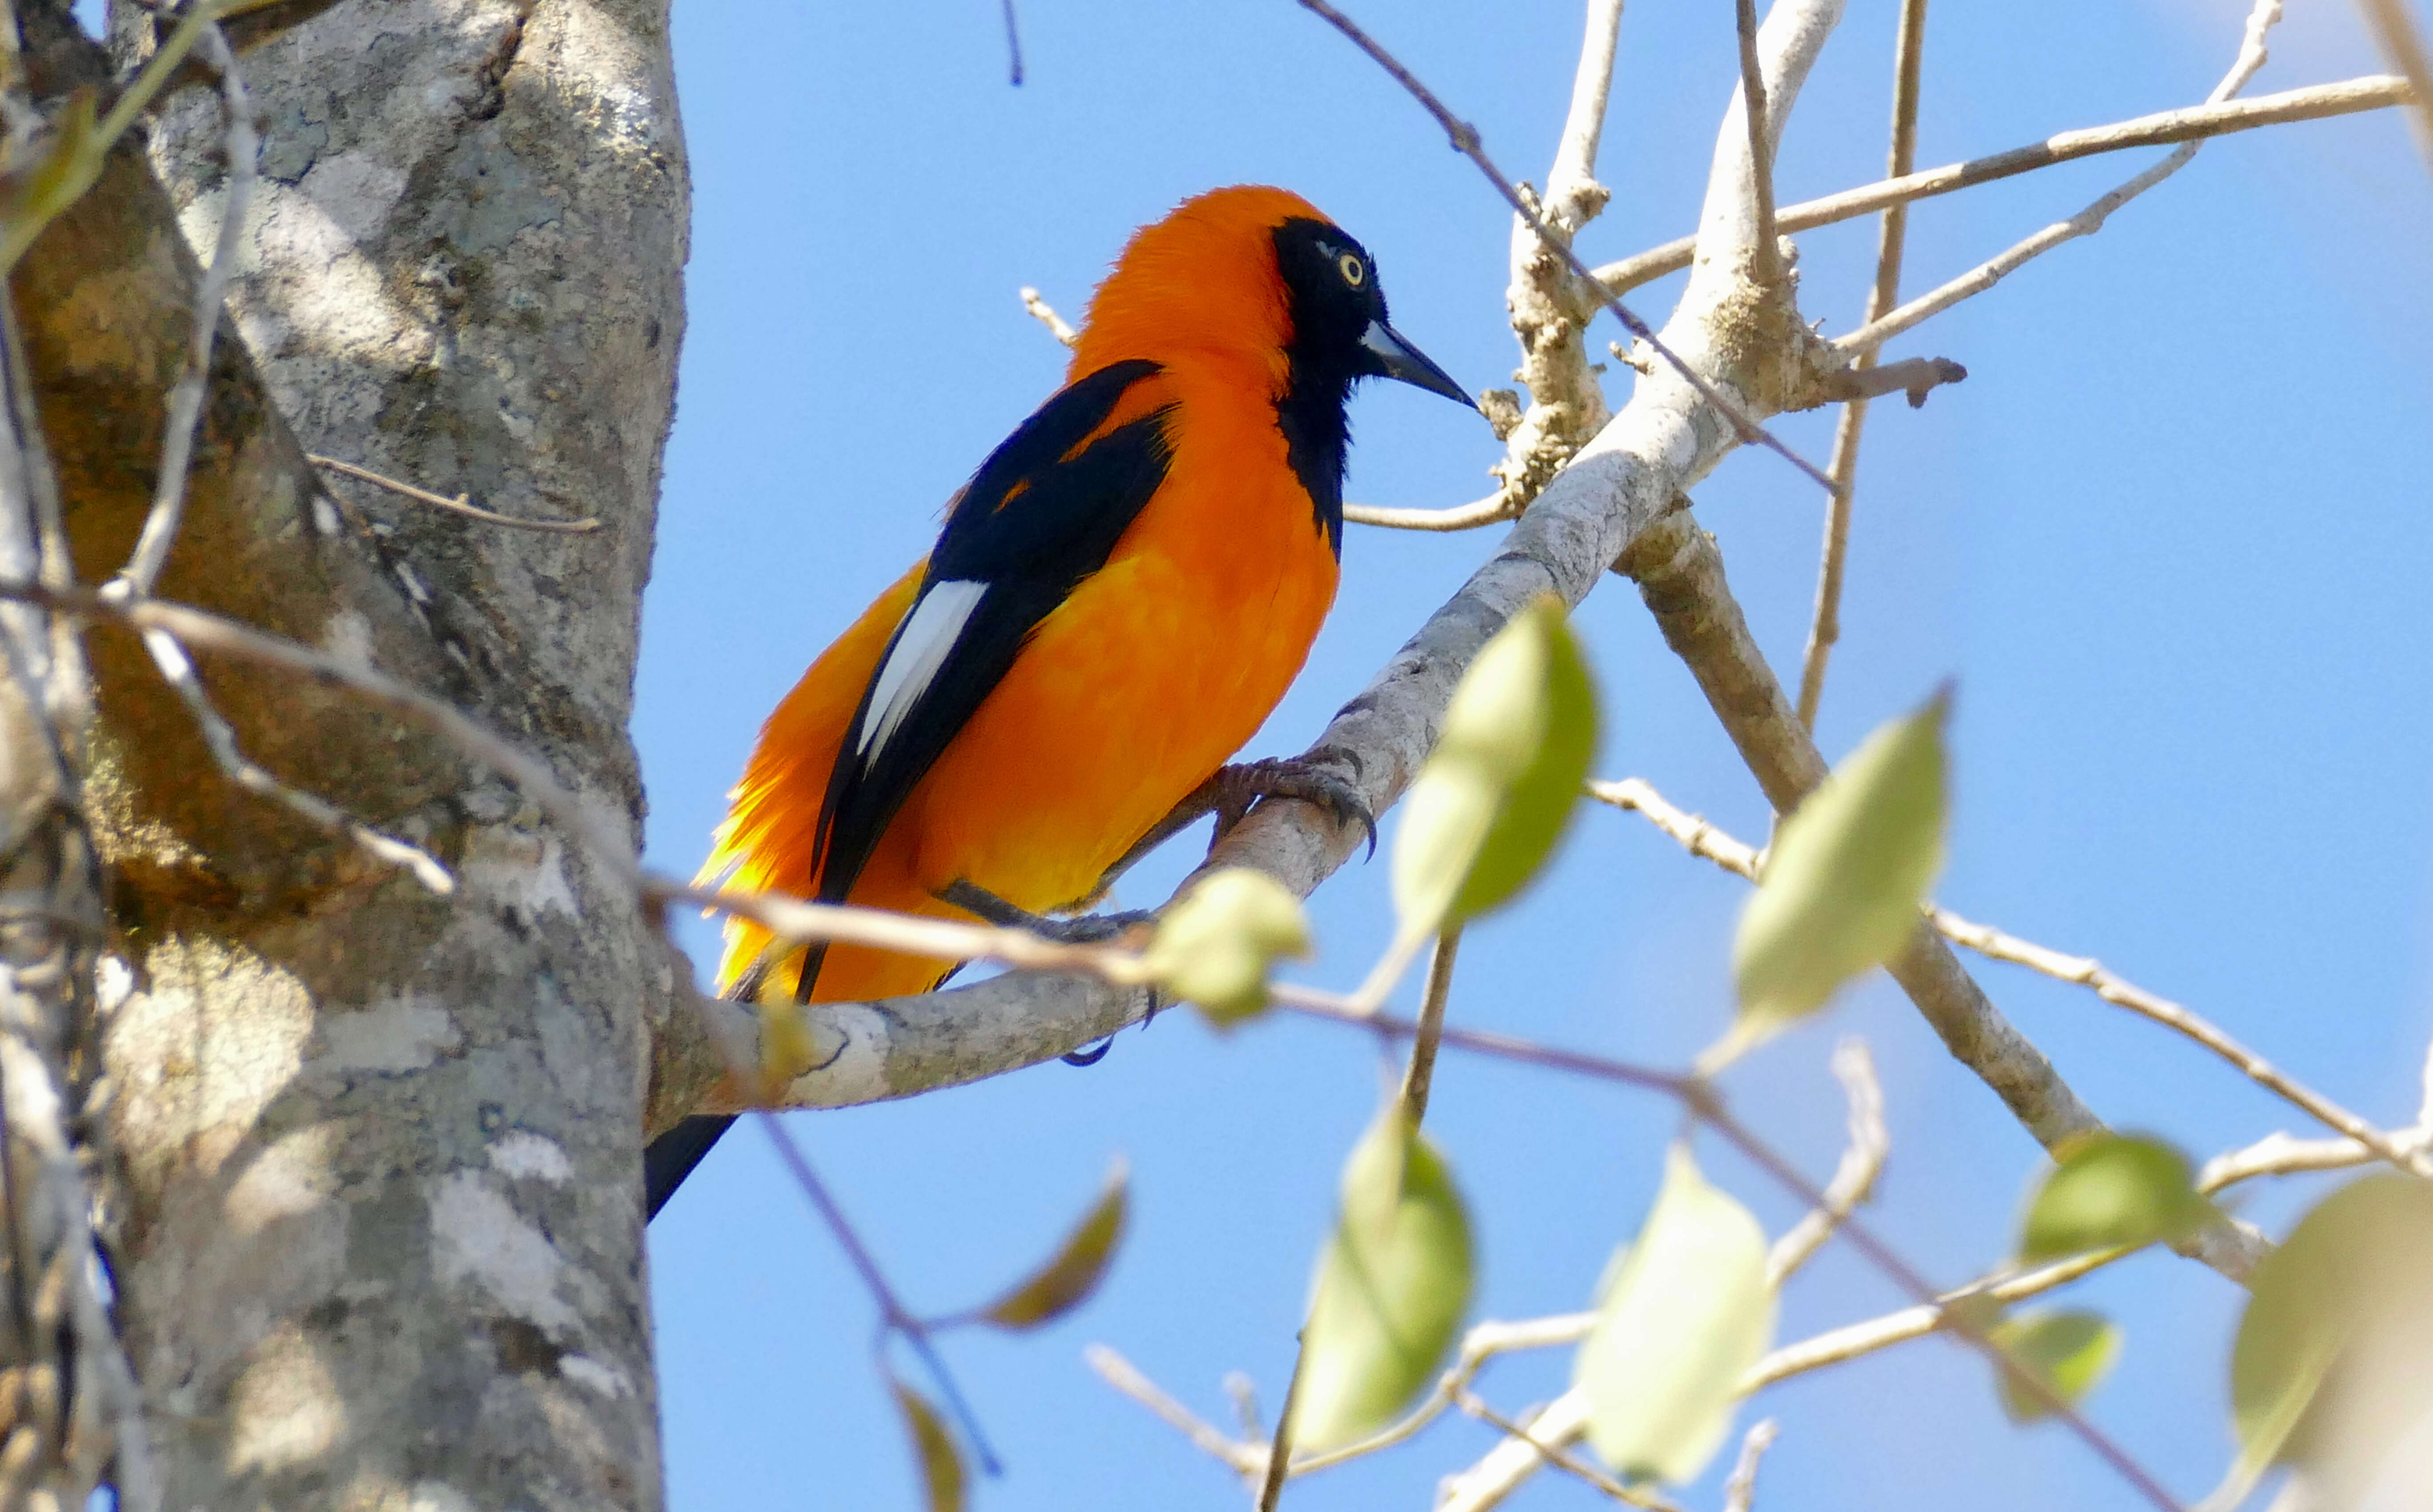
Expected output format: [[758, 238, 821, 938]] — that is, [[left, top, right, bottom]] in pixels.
[[1929, 905, 2429, 1179], [1836, 0, 2286, 358], [309, 454, 604, 534], [130, 626, 453, 891], [114, 19, 253, 598], [1339, 492, 1511, 531], [1018, 286, 1077, 347], [2355, 0, 2433, 171], [1610, 515, 2269, 1285], [1486, 0, 1626, 527], [1294, 0, 1843, 493], [1684, 0, 1846, 306], [1733, 0, 1785, 289], [1455, 1390, 1681, 1510], [1588, 75, 2412, 299], [1085, 1345, 1263, 1476], [1812, 354, 1966, 406], [1765, 1039, 1888, 1286], [1797, 0, 1929, 730], [1722, 1420, 1780, 1512]]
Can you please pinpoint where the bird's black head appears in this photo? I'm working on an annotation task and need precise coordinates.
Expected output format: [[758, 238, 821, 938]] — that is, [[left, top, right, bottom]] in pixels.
[[1270, 217, 1473, 555]]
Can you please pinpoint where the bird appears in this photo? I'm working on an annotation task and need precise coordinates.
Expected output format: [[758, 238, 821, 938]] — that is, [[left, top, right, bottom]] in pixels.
[[646, 185, 1474, 1218]]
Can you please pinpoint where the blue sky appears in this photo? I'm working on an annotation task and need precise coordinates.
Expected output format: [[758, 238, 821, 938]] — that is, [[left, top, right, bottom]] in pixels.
[[637, 2, 2433, 1508]]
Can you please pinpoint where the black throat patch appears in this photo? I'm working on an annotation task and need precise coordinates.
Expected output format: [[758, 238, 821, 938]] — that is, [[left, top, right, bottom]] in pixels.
[[1272, 219, 1374, 558]]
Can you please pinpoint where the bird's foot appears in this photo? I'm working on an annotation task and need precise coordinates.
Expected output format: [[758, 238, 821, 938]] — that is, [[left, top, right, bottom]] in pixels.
[[939, 879, 1154, 946], [1202, 756, 1377, 857]]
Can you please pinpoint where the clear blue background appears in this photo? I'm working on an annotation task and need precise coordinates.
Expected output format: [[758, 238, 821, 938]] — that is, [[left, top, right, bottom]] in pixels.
[[637, 2, 2433, 1508]]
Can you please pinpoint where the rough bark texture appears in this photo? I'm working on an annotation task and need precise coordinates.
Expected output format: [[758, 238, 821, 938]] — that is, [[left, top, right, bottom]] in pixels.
[[13, 1, 688, 1506]]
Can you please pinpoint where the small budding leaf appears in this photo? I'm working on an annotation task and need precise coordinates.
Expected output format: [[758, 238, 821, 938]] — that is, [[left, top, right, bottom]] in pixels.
[[1289, 1107, 1476, 1449], [757, 997, 819, 1092], [2231, 1174, 2433, 1501], [2017, 1133, 2212, 1266], [1392, 596, 1598, 938], [890, 1379, 967, 1512], [1145, 868, 1311, 1027], [1574, 1143, 1775, 1486], [1986, 1308, 2122, 1424], [1731, 689, 1950, 1039], [978, 1157, 1129, 1331]]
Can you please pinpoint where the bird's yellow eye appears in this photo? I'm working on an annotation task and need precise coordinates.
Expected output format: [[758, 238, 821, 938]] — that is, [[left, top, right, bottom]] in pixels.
[[1337, 251, 1365, 287]]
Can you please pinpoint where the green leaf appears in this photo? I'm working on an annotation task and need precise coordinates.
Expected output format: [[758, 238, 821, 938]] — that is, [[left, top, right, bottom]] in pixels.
[[1987, 1308, 2122, 1423], [1730, 689, 1950, 1040], [0, 87, 100, 276], [1289, 1107, 1475, 1449], [2231, 1175, 2433, 1503], [1574, 1143, 1775, 1485], [2016, 1133, 2211, 1266], [1392, 596, 1598, 936], [976, 1157, 1129, 1331], [890, 1379, 967, 1512], [1145, 867, 1311, 1026]]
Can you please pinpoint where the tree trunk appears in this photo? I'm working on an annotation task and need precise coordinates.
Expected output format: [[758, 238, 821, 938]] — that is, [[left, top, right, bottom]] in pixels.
[[12, 0, 690, 1504]]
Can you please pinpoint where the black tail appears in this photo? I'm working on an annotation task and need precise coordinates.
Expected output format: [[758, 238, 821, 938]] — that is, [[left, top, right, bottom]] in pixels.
[[645, 1113, 738, 1220]]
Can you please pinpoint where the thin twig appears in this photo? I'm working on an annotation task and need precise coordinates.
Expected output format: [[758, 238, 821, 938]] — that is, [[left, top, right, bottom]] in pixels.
[[1692, 1101, 2188, 1512], [1595, 772, 2423, 1183], [1277, 974, 2192, 1508], [1764, 1039, 1887, 1287], [1586, 75, 2412, 298], [1836, 0, 2285, 357], [1084, 1346, 1262, 1475], [1722, 1420, 1779, 1512], [2355, 0, 2433, 171], [1733, 0, 1783, 289], [1485, 0, 1626, 527], [754, 1114, 1002, 1475], [1928, 904, 2430, 1179], [1610, 514, 2267, 1285], [999, 0, 1026, 86], [1255, 1338, 1305, 1512], [1397, 930, 1461, 1120], [1340, 493, 1511, 532], [116, 19, 254, 597], [1796, 0, 1928, 730], [1016, 287, 1076, 347], [131, 626, 452, 891], [308, 455, 602, 534], [1455, 1390, 1680, 1510], [1292, 0, 1842, 496]]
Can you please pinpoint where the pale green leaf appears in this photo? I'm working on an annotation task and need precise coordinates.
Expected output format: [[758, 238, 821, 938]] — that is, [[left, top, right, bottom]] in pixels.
[[1145, 867, 1310, 1026], [1574, 1143, 1775, 1485], [977, 1157, 1128, 1330], [1290, 1107, 1475, 1449], [1393, 597, 1598, 936], [1731, 689, 1950, 1039], [2231, 1175, 2433, 1504], [1987, 1308, 2122, 1423], [890, 1380, 967, 1512], [2017, 1133, 2211, 1266]]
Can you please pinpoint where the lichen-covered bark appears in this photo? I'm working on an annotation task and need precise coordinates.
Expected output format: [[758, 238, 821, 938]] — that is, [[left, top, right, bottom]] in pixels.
[[12, 0, 688, 1505]]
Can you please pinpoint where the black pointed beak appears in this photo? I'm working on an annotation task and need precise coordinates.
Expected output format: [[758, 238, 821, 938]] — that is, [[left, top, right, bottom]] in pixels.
[[1360, 318, 1475, 409]]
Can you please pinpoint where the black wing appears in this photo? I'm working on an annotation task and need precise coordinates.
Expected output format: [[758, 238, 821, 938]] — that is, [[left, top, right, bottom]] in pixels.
[[800, 359, 1175, 991]]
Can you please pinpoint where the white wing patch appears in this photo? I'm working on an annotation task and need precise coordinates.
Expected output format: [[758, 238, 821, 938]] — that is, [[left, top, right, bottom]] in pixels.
[[856, 579, 988, 763]]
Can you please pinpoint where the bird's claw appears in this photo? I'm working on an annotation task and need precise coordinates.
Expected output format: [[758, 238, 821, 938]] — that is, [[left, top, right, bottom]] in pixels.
[[1206, 757, 1377, 859]]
